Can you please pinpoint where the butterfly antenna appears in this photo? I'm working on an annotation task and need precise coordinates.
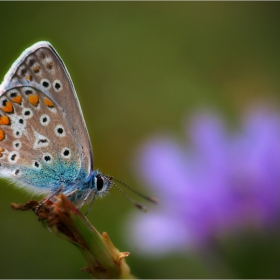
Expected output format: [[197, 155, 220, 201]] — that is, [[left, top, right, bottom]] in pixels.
[[104, 178, 148, 212], [104, 175, 158, 204]]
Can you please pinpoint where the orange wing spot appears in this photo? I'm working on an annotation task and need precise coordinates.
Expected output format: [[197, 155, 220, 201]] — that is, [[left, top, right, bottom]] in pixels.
[[11, 95, 22, 104], [0, 130, 5, 141], [44, 98, 54, 107], [33, 66, 40, 73], [2, 101, 14, 113], [0, 115, 10, 125], [26, 74, 32, 81], [28, 94, 39, 107]]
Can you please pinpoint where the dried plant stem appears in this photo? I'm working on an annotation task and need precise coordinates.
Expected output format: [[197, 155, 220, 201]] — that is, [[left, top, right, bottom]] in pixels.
[[12, 194, 135, 279]]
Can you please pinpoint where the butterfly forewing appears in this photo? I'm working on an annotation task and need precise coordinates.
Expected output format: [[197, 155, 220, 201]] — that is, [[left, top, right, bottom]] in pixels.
[[0, 42, 93, 174]]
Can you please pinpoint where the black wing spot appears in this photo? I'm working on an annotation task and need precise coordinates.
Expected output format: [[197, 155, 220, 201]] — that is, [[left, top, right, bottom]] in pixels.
[[47, 62, 53, 70], [11, 154, 17, 161], [25, 90, 33, 95], [44, 155, 51, 162], [42, 81, 49, 88], [20, 68, 27, 77], [57, 128, 63, 134], [38, 139, 48, 144], [28, 58, 35, 67]]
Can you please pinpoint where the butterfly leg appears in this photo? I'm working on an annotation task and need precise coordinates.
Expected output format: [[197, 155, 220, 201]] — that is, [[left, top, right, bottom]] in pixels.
[[85, 192, 95, 216], [75, 189, 94, 216], [64, 188, 93, 215], [79, 189, 92, 208], [35, 186, 64, 213], [65, 188, 79, 197]]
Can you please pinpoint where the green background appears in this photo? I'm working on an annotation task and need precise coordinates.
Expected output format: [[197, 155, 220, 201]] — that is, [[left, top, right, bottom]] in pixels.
[[0, 2, 280, 278]]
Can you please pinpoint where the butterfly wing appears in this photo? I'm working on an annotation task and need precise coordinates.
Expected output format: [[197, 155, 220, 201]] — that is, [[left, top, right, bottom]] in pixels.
[[0, 42, 93, 174], [0, 84, 86, 194], [0, 42, 93, 195]]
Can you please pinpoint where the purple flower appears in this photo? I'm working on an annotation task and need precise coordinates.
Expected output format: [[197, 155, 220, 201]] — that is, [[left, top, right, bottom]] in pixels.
[[125, 108, 280, 255]]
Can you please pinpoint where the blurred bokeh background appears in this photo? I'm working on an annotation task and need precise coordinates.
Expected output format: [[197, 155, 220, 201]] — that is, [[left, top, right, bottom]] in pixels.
[[1, 2, 280, 278]]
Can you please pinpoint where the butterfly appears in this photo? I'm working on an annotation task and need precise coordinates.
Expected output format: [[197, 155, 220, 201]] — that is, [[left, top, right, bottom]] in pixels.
[[0, 41, 156, 214]]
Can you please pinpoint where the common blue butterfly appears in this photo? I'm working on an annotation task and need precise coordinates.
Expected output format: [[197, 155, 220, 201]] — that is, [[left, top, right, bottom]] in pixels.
[[0, 42, 156, 214]]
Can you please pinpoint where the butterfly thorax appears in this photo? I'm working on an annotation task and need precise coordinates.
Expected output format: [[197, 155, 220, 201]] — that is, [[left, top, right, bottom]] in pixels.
[[64, 170, 112, 207]]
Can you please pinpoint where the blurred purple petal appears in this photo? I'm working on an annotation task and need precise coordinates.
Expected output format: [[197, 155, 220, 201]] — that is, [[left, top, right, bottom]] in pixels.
[[126, 212, 189, 255], [126, 108, 280, 255]]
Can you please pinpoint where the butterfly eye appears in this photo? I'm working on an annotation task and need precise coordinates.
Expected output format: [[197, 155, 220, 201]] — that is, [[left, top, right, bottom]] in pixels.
[[96, 175, 104, 191]]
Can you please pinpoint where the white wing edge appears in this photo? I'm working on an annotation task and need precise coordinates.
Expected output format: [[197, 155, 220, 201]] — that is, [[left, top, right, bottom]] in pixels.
[[0, 41, 52, 95]]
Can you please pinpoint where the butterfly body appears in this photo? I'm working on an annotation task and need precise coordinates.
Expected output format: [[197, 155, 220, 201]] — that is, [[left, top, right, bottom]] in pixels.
[[0, 42, 111, 208]]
